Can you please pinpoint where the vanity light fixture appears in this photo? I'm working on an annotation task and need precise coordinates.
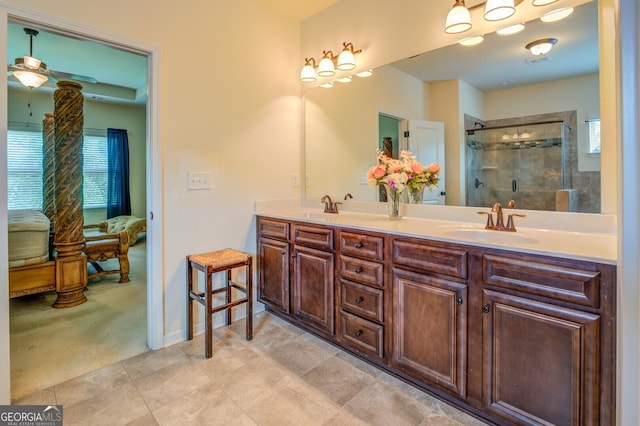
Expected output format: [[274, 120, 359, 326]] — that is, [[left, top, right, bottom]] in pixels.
[[445, 0, 472, 34], [317, 50, 337, 77], [337, 42, 362, 71], [496, 23, 525, 35], [300, 57, 318, 82], [484, 0, 516, 21], [445, 0, 523, 34], [540, 6, 574, 22], [525, 38, 557, 55], [459, 35, 485, 46], [532, 0, 558, 6]]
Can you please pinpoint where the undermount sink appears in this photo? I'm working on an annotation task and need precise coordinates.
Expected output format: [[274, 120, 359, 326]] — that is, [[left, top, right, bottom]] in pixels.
[[442, 228, 539, 245]]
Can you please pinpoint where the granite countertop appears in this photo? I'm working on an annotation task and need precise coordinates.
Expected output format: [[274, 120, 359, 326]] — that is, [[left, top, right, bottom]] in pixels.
[[257, 207, 617, 265]]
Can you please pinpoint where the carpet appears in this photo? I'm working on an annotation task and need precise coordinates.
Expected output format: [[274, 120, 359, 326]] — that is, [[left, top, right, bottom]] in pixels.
[[9, 240, 149, 401]]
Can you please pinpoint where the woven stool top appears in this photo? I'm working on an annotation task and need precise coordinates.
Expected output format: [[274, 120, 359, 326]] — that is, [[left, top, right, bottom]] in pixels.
[[189, 248, 251, 269]]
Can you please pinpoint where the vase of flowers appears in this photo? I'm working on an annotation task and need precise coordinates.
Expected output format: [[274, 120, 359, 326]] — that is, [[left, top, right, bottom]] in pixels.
[[367, 150, 441, 218]]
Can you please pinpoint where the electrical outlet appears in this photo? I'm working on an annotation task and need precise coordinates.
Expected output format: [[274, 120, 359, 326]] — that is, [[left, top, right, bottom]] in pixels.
[[187, 172, 211, 190], [291, 173, 299, 187], [359, 174, 367, 185]]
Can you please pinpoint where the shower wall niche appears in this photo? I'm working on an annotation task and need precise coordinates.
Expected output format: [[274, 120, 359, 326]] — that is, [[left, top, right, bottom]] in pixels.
[[466, 121, 572, 211]]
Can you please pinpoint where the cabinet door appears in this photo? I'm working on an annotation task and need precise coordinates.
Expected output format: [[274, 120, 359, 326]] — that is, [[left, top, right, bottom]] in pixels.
[[392, 268, 467, 397], [258, 237, 290, 315], [292, 245, 335, 335], [482, 289, 600, 426]]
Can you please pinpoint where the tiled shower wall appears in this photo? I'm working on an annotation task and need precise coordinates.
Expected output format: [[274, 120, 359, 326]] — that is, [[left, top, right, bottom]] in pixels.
[[464, 111, 601, 213]]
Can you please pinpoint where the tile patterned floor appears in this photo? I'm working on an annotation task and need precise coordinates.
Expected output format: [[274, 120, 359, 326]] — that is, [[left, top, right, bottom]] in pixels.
[[13, 312, 489, 426]]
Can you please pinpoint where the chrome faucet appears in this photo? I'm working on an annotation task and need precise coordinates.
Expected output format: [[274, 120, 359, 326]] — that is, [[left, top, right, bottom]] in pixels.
[[478, 200, 526, 231], [321, 195, 341, 214]]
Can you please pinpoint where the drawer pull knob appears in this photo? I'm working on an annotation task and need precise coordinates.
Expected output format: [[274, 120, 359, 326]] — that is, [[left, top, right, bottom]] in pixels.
[[355, 330, 363, 337], [355, 242, 363, 248], [482, 304, 490, 313], [456, 297, 463, 305], [355, 296, 364, 304], [355, 267, 363, 274], [281, 249, 286, 255]]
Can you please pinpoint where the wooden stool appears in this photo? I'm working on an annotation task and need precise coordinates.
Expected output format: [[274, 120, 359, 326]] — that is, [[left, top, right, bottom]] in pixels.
[[187, 248, 253, 358]]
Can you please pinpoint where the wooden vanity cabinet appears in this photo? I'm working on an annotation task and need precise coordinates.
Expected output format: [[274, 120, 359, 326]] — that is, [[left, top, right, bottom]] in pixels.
[[256, 217, 336, 337], [390, 238, 469, 398], [336, 231, 387, 362], [478, 251, 616, 426], [256, 216, 616, 425]]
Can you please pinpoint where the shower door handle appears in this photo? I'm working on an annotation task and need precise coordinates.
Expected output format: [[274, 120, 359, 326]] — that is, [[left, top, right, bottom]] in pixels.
[[512, 179, 517, 192]]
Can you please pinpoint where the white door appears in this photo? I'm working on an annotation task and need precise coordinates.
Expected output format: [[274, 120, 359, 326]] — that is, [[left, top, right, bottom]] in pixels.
[[402, 119, 446, 205]]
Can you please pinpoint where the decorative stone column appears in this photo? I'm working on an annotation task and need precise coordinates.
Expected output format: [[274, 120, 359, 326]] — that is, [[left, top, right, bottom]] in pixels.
[[42, 112, 55, 236], [52, 81, 87, 308]]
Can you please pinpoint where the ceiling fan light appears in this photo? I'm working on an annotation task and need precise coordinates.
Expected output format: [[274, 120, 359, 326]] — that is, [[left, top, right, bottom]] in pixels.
[[484, 0, 515, 21], [445, 1, 472, 34], [23, 55, 42, 69], [526, 38, 557, 55], [13, 70, 48, 88], [540, 7, 574, 22], [532, 0, 558, 6], [317, 57, 336, 77], [496, 23, 525, 35], [300, 64, 317, 82]]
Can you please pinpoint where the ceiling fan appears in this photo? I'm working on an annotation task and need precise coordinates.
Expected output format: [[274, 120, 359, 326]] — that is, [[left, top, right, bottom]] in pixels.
[[7, 28, 98, 89]]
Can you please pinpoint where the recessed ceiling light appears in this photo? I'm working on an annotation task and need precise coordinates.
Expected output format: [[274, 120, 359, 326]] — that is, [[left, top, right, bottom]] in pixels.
[[540, 7, 574, 22], [496, 23, 525, 35], [459, 35, 484, 46]]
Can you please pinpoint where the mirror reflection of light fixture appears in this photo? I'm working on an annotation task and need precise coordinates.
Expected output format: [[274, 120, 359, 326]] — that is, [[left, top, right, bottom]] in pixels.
[[337, 42, 362, 70], [319, 81, 333, 88], [317, 50, 337, 77], [484, 0, 516, 21], [445, 0, 472, 34], [526, 38, 557, 55], [300, 57, 317, 82], [336, 76, 352, 83], [355, 69, 373, 78], [532, 0, 558, 5], [540, 7, 574, 22], [496, 23, 525, 35], [459, 35, 484, 46]]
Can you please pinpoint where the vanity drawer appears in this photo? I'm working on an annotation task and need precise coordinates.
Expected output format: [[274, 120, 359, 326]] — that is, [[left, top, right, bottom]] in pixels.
[[258, 218, 289, 240], [292, 223, 334, 250], [483, 254, 601, 308], [340, 279, 384, 323], [340, 232, 384, 261], [393, 239, 467, 280], [340, 255, 384, 288], [339, 311, 384, 360]]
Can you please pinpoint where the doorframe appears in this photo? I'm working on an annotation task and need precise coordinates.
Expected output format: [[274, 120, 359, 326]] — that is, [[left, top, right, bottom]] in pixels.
[[0, 4, 164, 403]]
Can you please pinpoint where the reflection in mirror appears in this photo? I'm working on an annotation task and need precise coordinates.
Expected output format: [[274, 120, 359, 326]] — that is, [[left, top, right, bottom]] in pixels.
[[304, 1, 600, 213]]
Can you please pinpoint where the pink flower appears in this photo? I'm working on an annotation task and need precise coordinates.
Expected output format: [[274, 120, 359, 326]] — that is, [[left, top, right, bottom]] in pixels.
[[410, 163, 424, 174], [427, 163, 441, 174], [372, 166, 386, 179]]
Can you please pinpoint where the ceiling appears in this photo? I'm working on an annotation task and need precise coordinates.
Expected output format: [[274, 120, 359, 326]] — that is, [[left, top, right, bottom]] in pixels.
[[7, 0, 597, 103]]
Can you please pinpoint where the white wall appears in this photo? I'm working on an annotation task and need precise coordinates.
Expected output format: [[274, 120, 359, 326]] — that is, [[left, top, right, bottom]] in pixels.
[[0, 0, 302, 403], [485, 72, 600, 172], [7, 88, 147, 224]]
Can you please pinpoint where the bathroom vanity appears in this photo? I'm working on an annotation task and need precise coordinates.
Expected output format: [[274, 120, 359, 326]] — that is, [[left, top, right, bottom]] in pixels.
[[256, 208, 616, 425]]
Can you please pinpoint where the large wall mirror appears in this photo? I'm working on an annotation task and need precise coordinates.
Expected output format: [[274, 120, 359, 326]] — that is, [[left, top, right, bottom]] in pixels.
[[304, 1, 600, 213]]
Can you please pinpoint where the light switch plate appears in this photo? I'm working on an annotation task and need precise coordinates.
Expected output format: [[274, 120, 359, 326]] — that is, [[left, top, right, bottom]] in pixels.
[[187, 172, 211, 190]]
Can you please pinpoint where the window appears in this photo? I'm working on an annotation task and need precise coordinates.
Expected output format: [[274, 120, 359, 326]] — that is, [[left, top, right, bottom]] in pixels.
[[588, 117, 601, 154], [7, 129, 108, 210]]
